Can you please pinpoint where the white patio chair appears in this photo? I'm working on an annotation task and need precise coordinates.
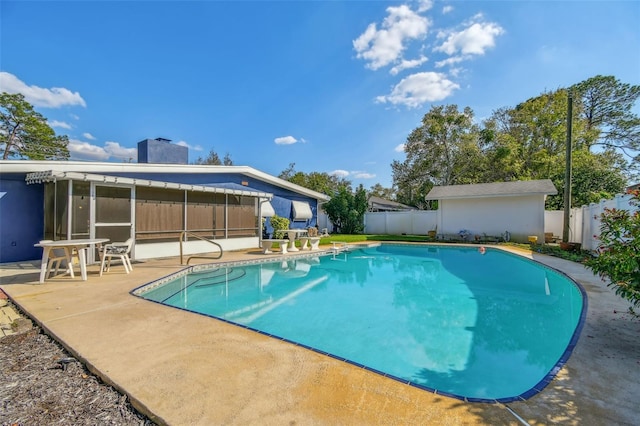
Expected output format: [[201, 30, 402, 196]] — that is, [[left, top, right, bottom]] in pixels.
[[100, 238, 134, 276]]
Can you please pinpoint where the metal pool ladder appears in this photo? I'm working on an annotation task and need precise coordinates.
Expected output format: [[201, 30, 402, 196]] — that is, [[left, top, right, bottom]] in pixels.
[[330, 241, 350, 261], [179, 231, 223, 265]]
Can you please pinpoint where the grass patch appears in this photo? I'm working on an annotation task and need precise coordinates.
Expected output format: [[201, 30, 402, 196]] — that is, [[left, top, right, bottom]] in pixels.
[[275, 234, 592, 265], [321, 234, 433, 244]]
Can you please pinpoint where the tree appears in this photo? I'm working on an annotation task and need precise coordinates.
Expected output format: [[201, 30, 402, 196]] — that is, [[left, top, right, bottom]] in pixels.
[[194, 149, 221, 165], [546, 149, 627, 209], [368, 183, 395, 200], [482, 86, 627, 209], [585, 190, 640, 310], [571, 75, 640, 159], [278, 163, 350, 196], [323, 184, 368, 234], [194, 149, 233, 165], [0, 92, 70, 160], [392, 104, 480, 207]]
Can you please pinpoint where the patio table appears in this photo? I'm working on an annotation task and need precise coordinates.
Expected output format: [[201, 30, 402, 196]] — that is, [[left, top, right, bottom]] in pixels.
[[34, 238, 109, 283], [281, 229, 308, 252]]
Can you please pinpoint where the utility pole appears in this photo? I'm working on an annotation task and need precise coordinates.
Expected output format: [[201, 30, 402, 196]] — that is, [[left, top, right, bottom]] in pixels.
[[563, 92, 573, 243]]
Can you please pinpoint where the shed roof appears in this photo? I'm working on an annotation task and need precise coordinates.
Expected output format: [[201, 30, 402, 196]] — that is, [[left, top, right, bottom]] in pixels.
[[425, 179, 557, 200]]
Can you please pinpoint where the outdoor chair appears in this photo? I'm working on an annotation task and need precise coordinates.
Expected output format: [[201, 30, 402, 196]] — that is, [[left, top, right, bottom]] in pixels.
[[100, 238, 134, 276]]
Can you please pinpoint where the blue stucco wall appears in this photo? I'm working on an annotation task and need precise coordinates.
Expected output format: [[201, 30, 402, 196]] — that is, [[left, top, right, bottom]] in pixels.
[[0, 174, 44, 263]]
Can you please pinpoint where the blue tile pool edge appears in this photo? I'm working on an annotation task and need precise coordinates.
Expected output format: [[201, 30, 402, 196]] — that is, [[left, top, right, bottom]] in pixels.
[[129, 243, 589, 404]]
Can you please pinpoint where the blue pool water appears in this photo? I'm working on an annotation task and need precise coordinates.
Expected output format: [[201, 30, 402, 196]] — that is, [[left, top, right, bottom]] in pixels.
[[136, 244, 585, 402]]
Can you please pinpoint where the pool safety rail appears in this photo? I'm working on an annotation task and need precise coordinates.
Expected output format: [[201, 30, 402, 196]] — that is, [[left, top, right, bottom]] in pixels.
[[330, 241, 350, 252], [330, 242, 351, 261], [179, 231, 224, 265]]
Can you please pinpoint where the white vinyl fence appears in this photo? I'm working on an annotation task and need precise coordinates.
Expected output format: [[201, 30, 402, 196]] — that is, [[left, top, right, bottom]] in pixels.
[[364, 210, 437, 235], [333, 193, 636, 252], [533, 193, 637, 251], [579, 193, 635, 251]]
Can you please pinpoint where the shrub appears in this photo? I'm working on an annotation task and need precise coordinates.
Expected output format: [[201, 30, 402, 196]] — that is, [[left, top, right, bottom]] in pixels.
[[585, 190, 640, 309], [269, 215, 290, 239]]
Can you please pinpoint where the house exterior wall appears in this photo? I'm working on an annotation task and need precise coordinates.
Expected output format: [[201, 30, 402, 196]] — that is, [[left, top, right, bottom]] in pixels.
[[0, 175, 44, 262], [135, 237, 259, 260], [438, 195, 546, 243], [0, 166, 323, 264]]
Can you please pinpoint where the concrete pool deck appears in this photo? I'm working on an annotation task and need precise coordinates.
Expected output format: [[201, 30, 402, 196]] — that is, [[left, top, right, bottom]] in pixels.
[[1, 245, 638, 425]]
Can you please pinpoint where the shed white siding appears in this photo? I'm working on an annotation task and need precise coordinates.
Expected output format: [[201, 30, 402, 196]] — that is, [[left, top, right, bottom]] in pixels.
[[438, 195, 546, 243]]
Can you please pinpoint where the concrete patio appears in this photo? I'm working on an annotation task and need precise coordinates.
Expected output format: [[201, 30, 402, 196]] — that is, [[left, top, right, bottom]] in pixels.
[[1, 245, 638, 425]]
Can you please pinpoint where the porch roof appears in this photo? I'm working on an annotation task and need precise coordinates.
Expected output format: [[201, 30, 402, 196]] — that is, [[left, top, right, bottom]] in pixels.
[[25, 170, 273, 199]]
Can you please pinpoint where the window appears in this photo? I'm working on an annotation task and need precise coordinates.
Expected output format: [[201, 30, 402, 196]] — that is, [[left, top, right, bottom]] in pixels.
[[135, 187, 184, 241]]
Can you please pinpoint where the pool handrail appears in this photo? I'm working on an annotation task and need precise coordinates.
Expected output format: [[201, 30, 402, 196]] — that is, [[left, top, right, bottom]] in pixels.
[[179, 231, 223, 265]]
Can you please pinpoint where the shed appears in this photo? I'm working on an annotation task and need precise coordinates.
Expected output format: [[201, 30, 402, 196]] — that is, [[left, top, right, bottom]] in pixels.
[[425, 179, 557, 243]]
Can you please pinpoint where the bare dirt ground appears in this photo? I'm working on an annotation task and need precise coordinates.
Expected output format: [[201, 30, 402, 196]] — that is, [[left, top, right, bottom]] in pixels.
[[0, 302, 155, 426]]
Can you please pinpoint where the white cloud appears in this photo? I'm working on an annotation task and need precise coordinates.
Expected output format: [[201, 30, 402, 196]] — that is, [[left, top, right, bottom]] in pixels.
[[0, 72, 86, 108], [417, 0, 434, 13], [395, 143, 406, 153], [449, 67, 463, 77], [376, 72, 459, 108], [352, 172, 376, 179], [173, 140, 203, 151], [48, 120, 72, 129], [104, 141, 137, 161], [390, 55, 428, 75], [70, 114, 80, 120], [435, 55, 466, 68], [435, 20, 504, 56], [82, 132, 96, 140], [329, 169, 350, 178], [353, 5, 430, 70], [68, 139, 110, 161], [442, 5, 454, 14], [67, 139, 137, 162], [274, 136, 298, 145]]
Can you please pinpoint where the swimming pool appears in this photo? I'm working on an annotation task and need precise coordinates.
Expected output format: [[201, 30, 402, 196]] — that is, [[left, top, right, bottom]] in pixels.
[[134, 244, 586, 402]]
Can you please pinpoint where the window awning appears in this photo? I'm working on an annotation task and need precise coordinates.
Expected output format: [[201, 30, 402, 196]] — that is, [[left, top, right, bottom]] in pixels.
[[292, 200, 313, 220], [261, 201, 276, 217]]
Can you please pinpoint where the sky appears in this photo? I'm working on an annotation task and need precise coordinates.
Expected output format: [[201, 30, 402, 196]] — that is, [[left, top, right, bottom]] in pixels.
[[1, 0, 639, 188]]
